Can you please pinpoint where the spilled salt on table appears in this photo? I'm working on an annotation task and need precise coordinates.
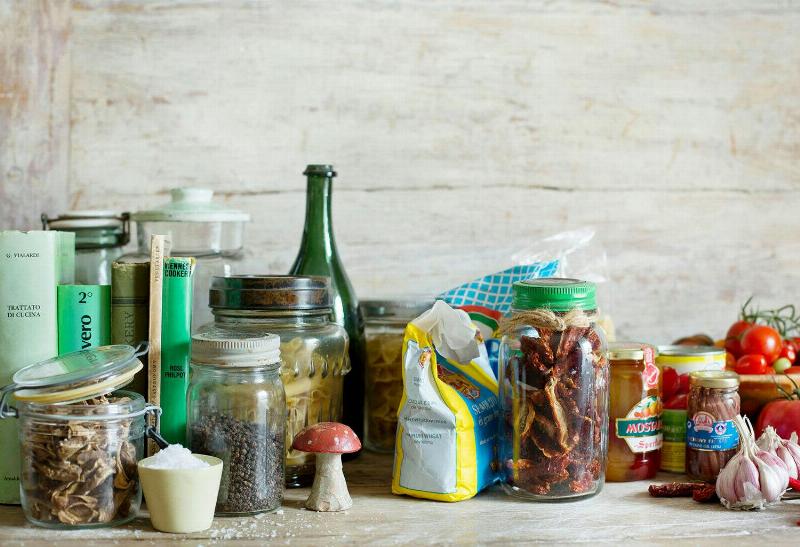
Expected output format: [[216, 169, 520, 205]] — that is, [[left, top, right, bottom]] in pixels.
[[141, 444, 210, 469]]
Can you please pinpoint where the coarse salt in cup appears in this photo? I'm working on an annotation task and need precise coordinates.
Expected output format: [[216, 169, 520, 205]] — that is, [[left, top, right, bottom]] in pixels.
[[138, 445, 223, 533]]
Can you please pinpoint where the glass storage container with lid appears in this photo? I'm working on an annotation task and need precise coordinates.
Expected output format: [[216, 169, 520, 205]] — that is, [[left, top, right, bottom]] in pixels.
[[362, 298, 435, 453], [686, 370, 740, 482], [201, 275, 349, 487], [0, 344, 157, 529], [498, 278, 609, 500], [42, 211, 130, 285], [187, 332, 285, 515], [127, 188, 250, 329]]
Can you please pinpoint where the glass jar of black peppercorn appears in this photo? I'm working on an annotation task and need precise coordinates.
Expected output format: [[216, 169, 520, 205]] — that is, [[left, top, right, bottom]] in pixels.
[[187, 332, 285, 515]]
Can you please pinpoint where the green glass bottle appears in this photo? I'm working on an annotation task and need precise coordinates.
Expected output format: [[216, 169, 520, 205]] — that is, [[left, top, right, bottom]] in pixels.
[[290, 165, 365, 440]]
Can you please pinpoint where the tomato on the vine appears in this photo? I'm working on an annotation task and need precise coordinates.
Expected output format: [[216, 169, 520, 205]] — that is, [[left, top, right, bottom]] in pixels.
[[735, 354, 769, 375], [780, 342, 797, 364], [740, 325, 782, 362], [725, 320, 753, 358], [773, 357, 792, 374]]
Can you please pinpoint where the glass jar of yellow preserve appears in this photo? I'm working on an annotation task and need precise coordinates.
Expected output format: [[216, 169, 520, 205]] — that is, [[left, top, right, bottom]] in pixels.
[[201, 275, 349, 487], [362, 298, 434, 453], [656, 345, 726, 473], [606, 343, 661, 482]]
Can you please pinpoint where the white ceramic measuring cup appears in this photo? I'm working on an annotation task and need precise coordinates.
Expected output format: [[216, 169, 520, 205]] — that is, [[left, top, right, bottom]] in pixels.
[[138, 453, 222, 533]]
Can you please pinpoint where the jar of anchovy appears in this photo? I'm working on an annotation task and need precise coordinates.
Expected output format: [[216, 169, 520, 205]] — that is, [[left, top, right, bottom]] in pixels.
[[498, 278, 609, 501], [0, 345, 157, 529], [685, 370, 740, 482]]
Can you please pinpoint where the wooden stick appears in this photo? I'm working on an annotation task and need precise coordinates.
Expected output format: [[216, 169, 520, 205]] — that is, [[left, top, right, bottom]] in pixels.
[[147, 234, 169, 455]]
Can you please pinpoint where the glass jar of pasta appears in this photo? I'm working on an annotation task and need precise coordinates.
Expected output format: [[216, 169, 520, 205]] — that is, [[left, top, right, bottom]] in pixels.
[[362, 298, 435, 453], [201, 275, 349, 487]]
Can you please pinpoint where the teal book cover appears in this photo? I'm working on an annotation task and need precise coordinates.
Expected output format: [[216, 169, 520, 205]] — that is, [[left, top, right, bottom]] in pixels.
[[57, 284, 111, 354], [160, 257, 195, 445]]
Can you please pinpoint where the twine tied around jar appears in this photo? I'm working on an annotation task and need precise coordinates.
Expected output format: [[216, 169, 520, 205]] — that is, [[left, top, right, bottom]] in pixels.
[[497, 308, 597, 335]]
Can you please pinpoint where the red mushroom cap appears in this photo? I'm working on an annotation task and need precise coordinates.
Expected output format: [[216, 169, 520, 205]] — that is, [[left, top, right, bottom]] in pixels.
[[291, 422, 361, 454]]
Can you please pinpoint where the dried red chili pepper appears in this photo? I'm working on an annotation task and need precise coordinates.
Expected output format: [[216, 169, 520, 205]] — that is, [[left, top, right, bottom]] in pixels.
[[648, 481, 718, 503], [648, 482, 696, 497], [691, 483, 718, 503]]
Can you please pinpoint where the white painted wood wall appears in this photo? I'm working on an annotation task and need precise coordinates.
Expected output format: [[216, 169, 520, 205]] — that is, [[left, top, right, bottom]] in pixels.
[[2, 0, 799, 343]]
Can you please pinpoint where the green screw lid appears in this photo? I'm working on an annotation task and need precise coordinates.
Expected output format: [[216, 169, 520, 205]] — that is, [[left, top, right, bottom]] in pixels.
[[512, 278, 597, 312]]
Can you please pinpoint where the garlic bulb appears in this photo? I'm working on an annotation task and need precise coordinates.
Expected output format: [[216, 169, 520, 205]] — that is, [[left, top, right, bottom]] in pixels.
[[716, 415, 789, 510], [756, 426, 800, 479]]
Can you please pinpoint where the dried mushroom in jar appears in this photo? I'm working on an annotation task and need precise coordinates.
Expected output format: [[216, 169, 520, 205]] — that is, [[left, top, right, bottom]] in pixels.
[[20, 396, 141, 526]]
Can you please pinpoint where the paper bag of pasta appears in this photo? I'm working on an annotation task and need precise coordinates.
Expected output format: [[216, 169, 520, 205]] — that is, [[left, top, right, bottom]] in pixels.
[[392, 301, 500, 501]]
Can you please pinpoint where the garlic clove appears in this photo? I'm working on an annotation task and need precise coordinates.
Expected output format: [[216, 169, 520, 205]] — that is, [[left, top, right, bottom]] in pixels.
[[785, 440, 800, 473], [758, 449, 790, 480], [734, 455, 759, 501], [776, 445, 798, 479], [716, 454, 739, 503], [754, 450, 788, 503]]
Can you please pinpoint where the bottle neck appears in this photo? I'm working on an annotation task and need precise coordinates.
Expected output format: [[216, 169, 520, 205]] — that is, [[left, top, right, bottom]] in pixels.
[[299, 174, 336, 260]]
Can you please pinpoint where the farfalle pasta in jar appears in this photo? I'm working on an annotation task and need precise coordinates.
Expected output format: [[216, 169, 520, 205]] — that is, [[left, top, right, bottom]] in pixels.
[[498, 278, 609, 500], [362, 299, 434, 453]]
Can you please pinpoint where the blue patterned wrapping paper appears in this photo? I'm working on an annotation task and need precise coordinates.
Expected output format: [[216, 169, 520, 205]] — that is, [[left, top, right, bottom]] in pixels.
[[438, 261, 559, 316], [437, 261, 559, 376]]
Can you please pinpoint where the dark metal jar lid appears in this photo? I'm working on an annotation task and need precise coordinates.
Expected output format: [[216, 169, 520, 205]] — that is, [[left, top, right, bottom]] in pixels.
[[209, 275, 331, 310], [361, 298, 436, 320]]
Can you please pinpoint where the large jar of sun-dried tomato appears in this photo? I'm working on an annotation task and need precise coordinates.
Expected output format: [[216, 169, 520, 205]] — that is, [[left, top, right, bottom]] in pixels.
[[498, 278, 609, 501]]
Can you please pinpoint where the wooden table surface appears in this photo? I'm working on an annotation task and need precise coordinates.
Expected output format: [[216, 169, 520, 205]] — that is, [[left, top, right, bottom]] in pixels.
[[1, 452, 799, 545]]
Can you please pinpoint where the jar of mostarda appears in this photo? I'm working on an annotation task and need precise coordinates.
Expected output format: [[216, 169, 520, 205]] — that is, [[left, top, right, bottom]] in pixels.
[[606, 343, 662, 481]]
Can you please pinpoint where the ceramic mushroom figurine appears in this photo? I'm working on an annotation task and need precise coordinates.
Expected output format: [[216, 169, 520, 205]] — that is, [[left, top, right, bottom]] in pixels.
[[292, 422, 361, 511]]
